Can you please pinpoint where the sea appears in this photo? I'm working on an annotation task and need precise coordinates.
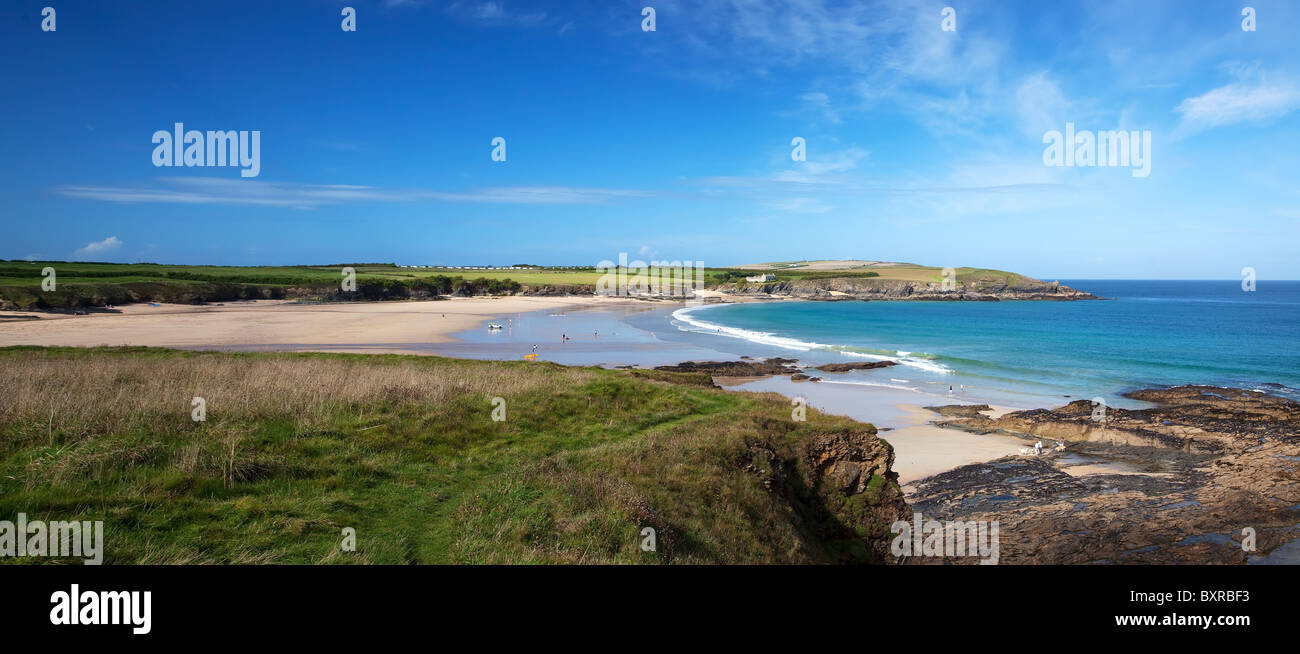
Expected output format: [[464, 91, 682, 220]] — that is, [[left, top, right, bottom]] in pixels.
[[658, 280, 1300, 409]]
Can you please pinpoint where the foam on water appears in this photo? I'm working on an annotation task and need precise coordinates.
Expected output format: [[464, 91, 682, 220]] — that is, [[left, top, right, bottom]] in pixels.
[[670, 306, 827, 351], [671, 306, 953, 374]]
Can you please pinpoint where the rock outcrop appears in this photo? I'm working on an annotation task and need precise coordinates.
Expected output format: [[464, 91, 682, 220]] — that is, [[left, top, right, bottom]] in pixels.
[[656, 358, 800, 377], [908, 386, 1300, 564], [816, 360, 898, 373], [744, 424, 912, 563]]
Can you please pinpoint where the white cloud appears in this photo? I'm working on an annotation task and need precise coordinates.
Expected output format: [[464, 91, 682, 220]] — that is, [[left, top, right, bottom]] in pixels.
[[1175, 79, 1300, 135], [58, 178, 650, 209], [776, 147, 869, 182], [768, 197, 831, 213], [446, 1, 548, 26], [74, 236, 122, 257], [798, 92, 840, 124], [1014, 73, 1071, 138]]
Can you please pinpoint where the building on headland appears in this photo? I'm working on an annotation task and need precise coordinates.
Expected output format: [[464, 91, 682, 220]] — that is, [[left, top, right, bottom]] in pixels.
[[744, 274, 776, 282]]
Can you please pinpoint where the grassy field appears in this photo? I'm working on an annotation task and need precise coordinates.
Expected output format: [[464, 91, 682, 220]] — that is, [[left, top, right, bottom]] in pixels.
[[0, 346, 908, 564], [732, 260, 1041, 285], [0, 261, 543, 309], [0, 259, 1050, 309], [0, 261, 594, 288]]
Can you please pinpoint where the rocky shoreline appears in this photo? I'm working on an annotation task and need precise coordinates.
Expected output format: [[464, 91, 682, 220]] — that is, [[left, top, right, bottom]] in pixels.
[[654, 357, 907, 384], [717, 276, 1098, 301], [654, 360, 1300, 564], [909, 386, 1300, 564]]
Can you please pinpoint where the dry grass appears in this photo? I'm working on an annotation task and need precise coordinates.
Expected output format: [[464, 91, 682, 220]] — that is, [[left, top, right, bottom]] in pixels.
[[0, 347, 597, 444]]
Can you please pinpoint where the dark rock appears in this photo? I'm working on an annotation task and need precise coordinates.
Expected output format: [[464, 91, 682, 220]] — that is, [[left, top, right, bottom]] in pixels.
[[907, 385, 1300, 564], [655, 357, 799, 377], [816, 360, 899, 373], [923, 404, 993, 418]]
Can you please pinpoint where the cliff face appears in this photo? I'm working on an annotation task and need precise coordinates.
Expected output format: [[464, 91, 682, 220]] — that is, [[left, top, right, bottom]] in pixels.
[[718, 276, 1097, 301], [743, 422, 912, 563]]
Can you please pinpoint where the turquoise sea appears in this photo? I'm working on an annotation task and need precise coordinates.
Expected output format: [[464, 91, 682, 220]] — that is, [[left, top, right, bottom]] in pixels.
[[660, 280, 1300, 408]]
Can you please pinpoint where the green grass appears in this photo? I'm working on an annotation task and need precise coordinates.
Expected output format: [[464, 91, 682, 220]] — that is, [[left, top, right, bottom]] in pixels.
[[0, 261, 539, 309], [0, 346, 908, 564], [0, 261, 595, 289]]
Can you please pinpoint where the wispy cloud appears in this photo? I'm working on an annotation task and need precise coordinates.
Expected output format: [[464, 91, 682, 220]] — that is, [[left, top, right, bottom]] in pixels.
[[57, 178, 651, 209], [445, 1, 548, 27], [767, 197, 831, 213], [1175, 78, 1300, 135], [74, 236, 122, 257], [798, 91, 841, 125]]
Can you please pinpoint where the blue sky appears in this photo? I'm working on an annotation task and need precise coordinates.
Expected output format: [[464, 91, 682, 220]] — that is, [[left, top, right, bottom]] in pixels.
[[2, 0, 1298, 278]]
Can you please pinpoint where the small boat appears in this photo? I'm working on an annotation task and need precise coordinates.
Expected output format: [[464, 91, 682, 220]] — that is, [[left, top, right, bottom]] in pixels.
[[487, 323, 504, 330]]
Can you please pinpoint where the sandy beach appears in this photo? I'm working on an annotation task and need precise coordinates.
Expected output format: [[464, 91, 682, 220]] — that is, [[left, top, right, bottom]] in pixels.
[[0, 295, 643, 353], [887, 403, 1028, 485]]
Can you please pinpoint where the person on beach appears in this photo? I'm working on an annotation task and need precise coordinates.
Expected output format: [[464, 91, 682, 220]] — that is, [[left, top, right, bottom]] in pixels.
[[1034, 440, 1043, 455]]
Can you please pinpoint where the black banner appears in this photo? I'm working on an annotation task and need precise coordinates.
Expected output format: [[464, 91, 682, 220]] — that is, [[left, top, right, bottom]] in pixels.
[[2, 564, 1290, 643]]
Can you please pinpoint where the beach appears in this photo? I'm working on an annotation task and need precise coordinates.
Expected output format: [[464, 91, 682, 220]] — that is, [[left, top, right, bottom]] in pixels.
[[0, 295, 643, 353]]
